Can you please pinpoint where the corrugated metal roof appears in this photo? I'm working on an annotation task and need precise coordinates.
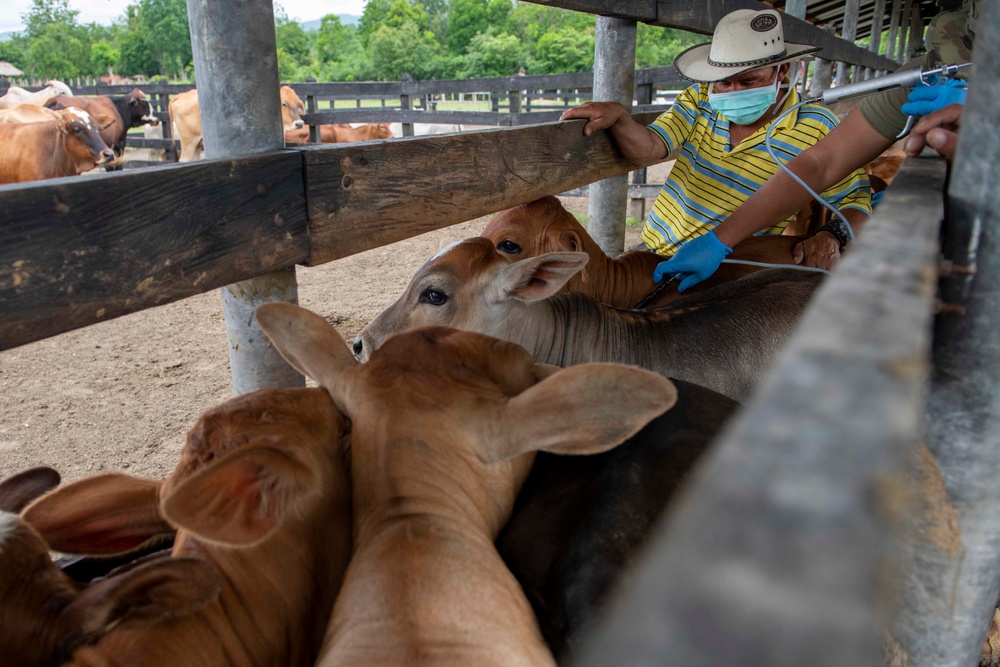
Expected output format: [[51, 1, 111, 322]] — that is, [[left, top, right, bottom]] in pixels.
[[771, 0, 946, 40]]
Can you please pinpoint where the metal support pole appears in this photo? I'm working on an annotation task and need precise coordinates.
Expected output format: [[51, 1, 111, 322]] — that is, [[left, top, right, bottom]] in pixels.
[[887, 0, 903, 60], [810, 27, 836, 97], [907, 6, 923, 59], [897, 0, 913, 62], [837, 0, 861, 85], [892, 4, 1000, 665], [785, 0, 808, 20], [186, 0, 304, 394], [869, 0, 887, 57], [587, 16, 637, 257]]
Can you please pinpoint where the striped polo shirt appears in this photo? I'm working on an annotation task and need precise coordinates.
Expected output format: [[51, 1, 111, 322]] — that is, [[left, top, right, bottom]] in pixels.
[[642, 83, 872, 256]]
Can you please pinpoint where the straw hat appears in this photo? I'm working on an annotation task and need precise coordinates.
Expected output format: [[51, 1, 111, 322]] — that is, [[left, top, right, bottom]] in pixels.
[[674, 9, 821, 83]]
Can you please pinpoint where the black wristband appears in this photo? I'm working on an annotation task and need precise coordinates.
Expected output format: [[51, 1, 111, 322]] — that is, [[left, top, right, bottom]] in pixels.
[[816, 218, 853, 250]]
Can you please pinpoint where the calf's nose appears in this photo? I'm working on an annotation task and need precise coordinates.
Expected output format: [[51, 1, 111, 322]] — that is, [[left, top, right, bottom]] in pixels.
[[352, 337, 363, 359], [294, 120, 304, 128], [98, 149, 115, 164]]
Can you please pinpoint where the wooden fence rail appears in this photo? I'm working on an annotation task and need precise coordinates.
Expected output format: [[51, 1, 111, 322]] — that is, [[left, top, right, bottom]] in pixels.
[[0, 113, 656, 351]]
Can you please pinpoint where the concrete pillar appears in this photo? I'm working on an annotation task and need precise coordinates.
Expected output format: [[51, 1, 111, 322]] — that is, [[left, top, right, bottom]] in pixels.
[[186, 0, 304, 393], [587, 16, 637, 257]]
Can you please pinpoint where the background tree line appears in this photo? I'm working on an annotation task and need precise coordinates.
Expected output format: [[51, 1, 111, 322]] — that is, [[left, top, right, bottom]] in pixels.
[[1, 0, 701, 83]]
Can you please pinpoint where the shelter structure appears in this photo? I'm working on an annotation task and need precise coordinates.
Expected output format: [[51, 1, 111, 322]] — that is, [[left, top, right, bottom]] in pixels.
[[0, 1, 996, 666]]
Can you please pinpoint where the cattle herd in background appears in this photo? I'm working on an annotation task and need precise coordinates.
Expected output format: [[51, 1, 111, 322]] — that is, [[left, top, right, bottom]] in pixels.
[[0, 81, 397, 183]]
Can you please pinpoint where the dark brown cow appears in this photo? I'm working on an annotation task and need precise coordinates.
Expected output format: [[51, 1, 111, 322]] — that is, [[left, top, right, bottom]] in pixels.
[[0, 107, 115, 184], [45, 88, 159, 164]]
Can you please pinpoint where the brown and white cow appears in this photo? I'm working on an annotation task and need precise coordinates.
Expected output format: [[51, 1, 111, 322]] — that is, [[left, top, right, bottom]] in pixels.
[[12, 386, 352, 667], [0, 79, 73, 109], [284, 122, 394, 144], [170, 85, 305, 162], [354, 238, 822, 402], [0, 103, 60, 124], [255, 305, 676, 667], [481, 196, 810, 309], [0, 107, 115, 184], [45, 88, 159, 163]]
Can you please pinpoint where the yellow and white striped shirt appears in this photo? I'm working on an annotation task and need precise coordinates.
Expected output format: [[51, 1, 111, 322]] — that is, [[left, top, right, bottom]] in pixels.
[[642, 83, 872, 256]]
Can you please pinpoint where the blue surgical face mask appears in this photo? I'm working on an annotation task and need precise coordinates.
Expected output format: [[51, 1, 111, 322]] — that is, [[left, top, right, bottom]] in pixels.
[[708, 69, 780, 126]]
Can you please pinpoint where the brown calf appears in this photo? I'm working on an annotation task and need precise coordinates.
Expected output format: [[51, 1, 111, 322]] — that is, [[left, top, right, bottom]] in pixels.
[[15, 387, 352, 667], [481, 196, 806, 309], [170, 86, 304, 161], [285, 122, 394, 144], [355, 238, 822, 402], [256, 305, 676, 667]]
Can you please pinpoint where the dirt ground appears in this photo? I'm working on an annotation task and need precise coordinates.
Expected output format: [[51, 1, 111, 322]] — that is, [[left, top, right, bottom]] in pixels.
[[0, 191, 652, 485]]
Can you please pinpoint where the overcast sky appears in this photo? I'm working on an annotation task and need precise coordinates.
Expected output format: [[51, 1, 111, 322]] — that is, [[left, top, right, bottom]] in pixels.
[[0, 0, 367, 33]]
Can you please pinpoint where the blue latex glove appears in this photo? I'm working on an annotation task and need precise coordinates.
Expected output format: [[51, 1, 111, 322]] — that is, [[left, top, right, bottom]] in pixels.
[[652, 230, 732, 292], [901, 78, 967, 116], [871, 189, 886, 209]]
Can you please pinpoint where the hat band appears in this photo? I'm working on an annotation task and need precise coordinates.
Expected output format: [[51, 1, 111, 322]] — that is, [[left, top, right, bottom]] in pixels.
[[707, 50, 789, 69]]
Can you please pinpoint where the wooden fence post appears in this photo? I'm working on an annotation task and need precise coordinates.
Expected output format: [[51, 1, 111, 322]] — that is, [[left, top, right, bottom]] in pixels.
[[891, 5, 1000, 663], [186, 0, 304, 394], [307, 93, 319, 143]]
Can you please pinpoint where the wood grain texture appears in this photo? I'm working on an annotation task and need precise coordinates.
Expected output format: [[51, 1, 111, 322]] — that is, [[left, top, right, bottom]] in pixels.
[[302, 113, 661, 265], [652, 0, 899, 70], [0, 152, 308, 351], [576, 156, 948, 667]]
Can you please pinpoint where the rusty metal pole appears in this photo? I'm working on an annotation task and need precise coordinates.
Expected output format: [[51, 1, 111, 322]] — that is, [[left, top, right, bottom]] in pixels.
[[587, 16, 637, 256], [186, 0, 304, 393]]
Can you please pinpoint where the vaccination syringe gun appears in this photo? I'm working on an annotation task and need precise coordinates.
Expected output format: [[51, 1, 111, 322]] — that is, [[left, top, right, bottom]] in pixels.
[[810, 62, 973, 137], [763, 62, 972, 246]]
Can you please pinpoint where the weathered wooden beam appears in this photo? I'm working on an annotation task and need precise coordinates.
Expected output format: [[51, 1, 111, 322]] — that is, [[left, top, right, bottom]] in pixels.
[[893, 6, 1000, 664], [575, 155, 947, 667], [0, 152, 309, 351], [302, 113, 660, 265], [517, 0, 657, 21], [651, 0, 899, 70]]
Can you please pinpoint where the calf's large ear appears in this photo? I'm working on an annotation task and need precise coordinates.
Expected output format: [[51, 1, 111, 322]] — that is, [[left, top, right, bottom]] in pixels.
[[478, 364, 677, 463], [499, 252, 589, 301], [161, 445, 319, 547], [0, 466, 60, 513], [256, 303, 358, 415], [70, 557, 220, 639], [22, 473, 173, 556]]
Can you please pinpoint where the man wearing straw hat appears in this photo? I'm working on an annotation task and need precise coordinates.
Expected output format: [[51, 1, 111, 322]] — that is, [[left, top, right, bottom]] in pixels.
[[561, 8, 872, 292], [664, 1, 975, 287]]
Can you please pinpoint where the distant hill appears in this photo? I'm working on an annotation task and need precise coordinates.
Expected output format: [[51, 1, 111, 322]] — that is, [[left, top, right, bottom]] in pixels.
[[0, 31, 15, 42], [300, 14, 360, 31]]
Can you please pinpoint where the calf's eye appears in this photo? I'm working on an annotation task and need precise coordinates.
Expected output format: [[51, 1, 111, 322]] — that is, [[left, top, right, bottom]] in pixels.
[[497, 240, 522, 255], [420, 289, 448, 306]]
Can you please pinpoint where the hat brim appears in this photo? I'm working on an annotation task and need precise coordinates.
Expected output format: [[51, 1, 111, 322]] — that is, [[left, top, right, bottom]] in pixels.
[[673, 42, 821, 83]]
